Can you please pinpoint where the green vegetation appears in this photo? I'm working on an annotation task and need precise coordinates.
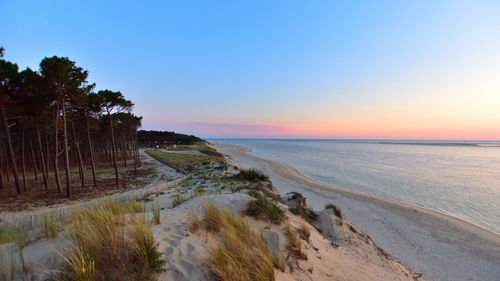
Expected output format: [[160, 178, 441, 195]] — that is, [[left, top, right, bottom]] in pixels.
[[0, 48, 143, 198], [137, 130, 203, 146], [325, 204, 343, 219], [202, 202, 275, 281], [246, 192, 285, 224], [289, 206, 318, 222], [171, 194, 190, 207], [145, 150, 222, 172], [59, 199, 165, 280], [234, 168, 269, 182], [0, 224, 30, 247], [166, 143, 223, 157], [287, 192, 318, 222]]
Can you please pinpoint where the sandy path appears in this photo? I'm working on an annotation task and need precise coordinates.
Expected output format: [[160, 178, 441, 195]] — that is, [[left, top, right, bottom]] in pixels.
[[213, 143, 500, 281]]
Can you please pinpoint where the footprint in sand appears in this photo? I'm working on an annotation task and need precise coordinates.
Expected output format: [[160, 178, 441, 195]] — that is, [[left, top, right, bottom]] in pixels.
[[163, 237, 179, 247]]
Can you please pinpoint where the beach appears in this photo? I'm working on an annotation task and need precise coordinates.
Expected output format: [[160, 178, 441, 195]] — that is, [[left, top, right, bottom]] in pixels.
[[213, 143, 500, 281]]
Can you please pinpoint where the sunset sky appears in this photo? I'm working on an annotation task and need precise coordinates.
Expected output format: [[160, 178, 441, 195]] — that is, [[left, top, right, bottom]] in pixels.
[[2, 0, 500, 139]]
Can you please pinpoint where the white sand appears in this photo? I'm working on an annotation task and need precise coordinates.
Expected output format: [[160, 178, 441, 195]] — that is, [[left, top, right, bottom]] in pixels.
[[153, 193, 424, 281], [213, 143, 500, 281], [154, 193, 253, 281]]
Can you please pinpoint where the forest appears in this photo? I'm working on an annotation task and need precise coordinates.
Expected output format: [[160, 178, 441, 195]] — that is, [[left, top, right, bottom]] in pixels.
[[137, 130, 202, 146], [0, 47, 143, 199]]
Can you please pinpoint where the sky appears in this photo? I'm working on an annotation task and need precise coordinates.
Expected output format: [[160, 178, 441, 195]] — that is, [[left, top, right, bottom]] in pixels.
[[1, 0, 500, 139]]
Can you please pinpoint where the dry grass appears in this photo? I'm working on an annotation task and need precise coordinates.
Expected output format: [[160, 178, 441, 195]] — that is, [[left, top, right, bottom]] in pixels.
[[151, 205, 161, 225], [270, 250, 286, 272], [189, 213, 200, 233], [0, 249, 18, 281], [299, 223, 311, 243], [58, 199, 165, 280], [171, 194, 190, 207], [285, 222, 307, 260], [202, 201, 275, 281], [42, 212, 59, 238]]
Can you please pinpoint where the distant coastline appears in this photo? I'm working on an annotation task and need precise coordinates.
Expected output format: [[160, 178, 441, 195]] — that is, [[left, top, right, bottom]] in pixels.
[[209, 138, 500, 147]]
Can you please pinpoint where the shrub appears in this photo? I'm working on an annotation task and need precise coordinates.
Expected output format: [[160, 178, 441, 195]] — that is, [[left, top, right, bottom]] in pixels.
[[246, 192, 285, 225], [325, 204, 342, 219], [203, 202, 275, 281], [289, 206, 318, 222], [235, 169, 269, 182]]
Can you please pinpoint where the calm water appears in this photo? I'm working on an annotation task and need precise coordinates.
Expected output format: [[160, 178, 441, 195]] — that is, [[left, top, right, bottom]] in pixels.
[[212, 139, 500, 233]]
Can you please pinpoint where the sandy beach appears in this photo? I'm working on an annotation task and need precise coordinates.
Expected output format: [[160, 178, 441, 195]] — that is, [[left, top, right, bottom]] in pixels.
[[213, 143, 500, 281]]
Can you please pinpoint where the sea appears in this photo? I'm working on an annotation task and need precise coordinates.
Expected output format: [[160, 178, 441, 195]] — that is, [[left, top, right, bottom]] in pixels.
[[211, 139, 500, 233]]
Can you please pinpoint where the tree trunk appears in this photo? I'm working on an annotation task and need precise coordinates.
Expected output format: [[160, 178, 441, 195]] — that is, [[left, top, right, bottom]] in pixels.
[[109, 113, 119, 185], [86, 116, 97, 187], [45, 133, 50, 182], [4, 146, 10, 182], [29, 134, 38, 182], [0, 103, 21, 194], [0, 141, 4, 189], [132, 137, 137, 174], [123, 142, 127, 167], [21, 121, 27, 192], [61, 94, 72, 197], [70, 122, 85, 188], [54, 101, 62, 193]]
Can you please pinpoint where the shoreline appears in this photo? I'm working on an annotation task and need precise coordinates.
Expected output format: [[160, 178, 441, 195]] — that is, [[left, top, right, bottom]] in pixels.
[[213, 142, 500, 281]]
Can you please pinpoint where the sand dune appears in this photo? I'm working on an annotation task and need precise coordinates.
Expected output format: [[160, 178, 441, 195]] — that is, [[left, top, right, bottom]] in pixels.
[[213, 142, 500, 281]]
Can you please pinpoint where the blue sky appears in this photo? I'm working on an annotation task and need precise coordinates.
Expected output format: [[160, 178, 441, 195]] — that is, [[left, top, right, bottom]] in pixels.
[[1, 0, 499, 138]]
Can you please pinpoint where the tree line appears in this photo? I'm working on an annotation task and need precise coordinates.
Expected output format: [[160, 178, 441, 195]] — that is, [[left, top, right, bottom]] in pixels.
[[0, 47, 142, 197], [137, 130, 203, 146]]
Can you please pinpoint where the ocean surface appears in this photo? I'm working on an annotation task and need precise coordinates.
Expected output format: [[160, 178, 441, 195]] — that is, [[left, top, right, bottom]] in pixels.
[[211, 139, 500, 233]]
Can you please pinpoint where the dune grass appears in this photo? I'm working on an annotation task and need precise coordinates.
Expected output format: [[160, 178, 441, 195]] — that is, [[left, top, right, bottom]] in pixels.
[[202, 201, 275, 281], [299, 223, 311, 243], [145, 149, 222, 171], [151, 205, 161, 225], [58, 199, 164, 281], [189, 213, 200, 233], [171, 194, 189, 207], [270, 250, 286, 272], [0, 250, 18, 281], [42, 212, 59, 238], [234, 168, 269, 182], [285, 222, 307, 260], [0, 224, 30, 247], [246, 192, 285, 225]]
